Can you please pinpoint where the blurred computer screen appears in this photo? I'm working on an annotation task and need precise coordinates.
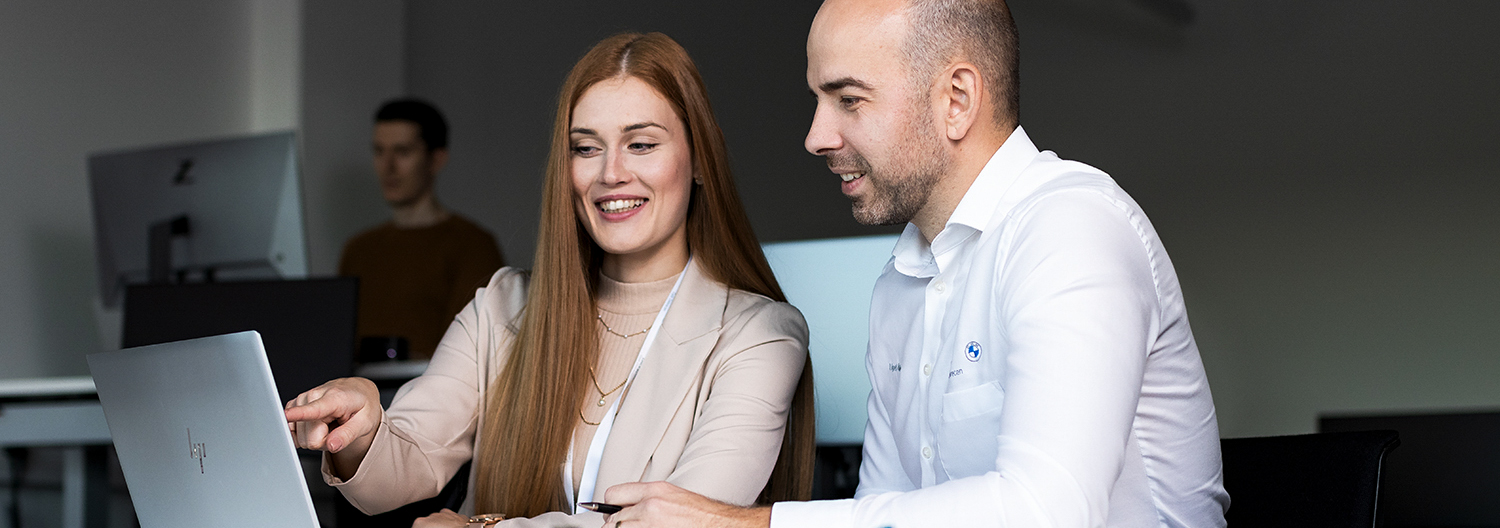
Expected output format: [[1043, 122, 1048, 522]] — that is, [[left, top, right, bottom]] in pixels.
[[764, 234, 898, 444], [88, 131, 307, 307]]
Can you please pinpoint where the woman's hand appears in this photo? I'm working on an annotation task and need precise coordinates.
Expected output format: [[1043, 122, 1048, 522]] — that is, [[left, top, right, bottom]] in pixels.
[[412, 509, 472, 528], [284, 377, 382, 478]]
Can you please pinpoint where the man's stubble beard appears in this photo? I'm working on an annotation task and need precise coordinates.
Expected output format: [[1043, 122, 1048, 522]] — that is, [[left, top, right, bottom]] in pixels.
[[383, 171, 436, 209], [837, 102, 951, 226]]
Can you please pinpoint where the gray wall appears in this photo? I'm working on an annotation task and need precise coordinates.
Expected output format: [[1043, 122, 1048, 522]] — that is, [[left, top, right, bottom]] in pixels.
[[0, 0, 298, 378], [404, 0, 1500, 437], [300, 0, 406, 275], [0, 0, 406, 378], [404, 1, 900, 270]]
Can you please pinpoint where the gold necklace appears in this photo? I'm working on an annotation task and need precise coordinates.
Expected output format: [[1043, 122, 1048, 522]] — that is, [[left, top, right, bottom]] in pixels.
[[589, 367, 628, 407], [580, 408, 602, 426], [585, 313, 646, 426], [580, 367, 628, 426], [597, 314, 649, 339]]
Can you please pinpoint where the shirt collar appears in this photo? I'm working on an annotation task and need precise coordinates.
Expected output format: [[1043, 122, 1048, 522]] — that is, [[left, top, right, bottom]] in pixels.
[[890, 126, 1040, 279], [945, 125, 1039, 232]]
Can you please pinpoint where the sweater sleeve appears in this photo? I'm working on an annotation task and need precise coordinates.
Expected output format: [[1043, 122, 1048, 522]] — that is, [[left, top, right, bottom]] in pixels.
[[323, 269, 514, 515]]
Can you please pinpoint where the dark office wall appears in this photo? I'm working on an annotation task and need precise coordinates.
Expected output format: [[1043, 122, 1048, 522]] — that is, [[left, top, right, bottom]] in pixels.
[[404, 0, 1500, 436], [404, 1, 900, 270], [1009, 0, 1500, 436], [300, 0, 405, 275]]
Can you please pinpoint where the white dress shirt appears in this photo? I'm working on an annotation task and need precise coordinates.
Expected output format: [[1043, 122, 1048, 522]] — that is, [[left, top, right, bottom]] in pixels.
[[773, 127, 1228, 528]]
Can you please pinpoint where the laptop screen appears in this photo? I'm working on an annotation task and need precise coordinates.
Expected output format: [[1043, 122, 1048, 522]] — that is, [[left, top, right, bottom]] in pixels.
[[89, 331, 320, 528]]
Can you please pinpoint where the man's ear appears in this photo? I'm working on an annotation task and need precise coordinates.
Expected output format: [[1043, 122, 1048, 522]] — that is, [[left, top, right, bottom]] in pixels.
[[428, 148, 450, 175], [941, 62, 984, 142]]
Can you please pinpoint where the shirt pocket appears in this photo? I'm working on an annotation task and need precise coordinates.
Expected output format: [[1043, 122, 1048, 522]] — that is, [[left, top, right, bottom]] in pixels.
[[938, 381, 1005, 479]]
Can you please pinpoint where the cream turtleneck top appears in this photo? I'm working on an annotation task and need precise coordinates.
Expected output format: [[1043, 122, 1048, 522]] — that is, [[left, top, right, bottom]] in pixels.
[[569, 270, 677, 497]]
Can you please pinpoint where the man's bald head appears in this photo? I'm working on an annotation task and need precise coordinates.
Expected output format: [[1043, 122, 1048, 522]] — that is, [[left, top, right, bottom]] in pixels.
[[903, 0, 1019, 127], [807, 0, 1019, 233], [812, 0, 1019, 129]]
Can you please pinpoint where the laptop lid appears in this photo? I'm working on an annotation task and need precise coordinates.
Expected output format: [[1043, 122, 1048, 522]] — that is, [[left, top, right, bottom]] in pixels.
[[88, 331, 318, 528]]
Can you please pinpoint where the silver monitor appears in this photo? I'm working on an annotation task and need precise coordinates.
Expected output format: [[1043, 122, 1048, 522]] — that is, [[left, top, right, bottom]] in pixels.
[[87, 131, 307, 307]]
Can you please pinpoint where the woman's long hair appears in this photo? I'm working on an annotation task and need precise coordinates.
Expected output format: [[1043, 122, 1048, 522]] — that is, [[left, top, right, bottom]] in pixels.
[[473, 32, 815, 517]]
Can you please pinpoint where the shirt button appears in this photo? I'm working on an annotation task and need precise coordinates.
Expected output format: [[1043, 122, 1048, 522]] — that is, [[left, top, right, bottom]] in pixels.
[[934, 281, 945, 293], [922, 446, 933, 459], [922, 364, 932, 376]]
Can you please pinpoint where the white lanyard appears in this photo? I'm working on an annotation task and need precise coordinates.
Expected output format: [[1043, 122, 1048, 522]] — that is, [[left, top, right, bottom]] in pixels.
[[563, 260, 690, 513]]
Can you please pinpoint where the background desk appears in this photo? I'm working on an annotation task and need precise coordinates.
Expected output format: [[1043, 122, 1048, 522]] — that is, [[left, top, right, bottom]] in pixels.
[[0, 365, 428, 528], [355, 360, 428, 408], [0, 376, 112, 528]]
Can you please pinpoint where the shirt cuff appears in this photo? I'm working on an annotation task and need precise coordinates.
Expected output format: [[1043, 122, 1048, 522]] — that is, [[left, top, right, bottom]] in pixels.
[[770, 499, 856, 528]]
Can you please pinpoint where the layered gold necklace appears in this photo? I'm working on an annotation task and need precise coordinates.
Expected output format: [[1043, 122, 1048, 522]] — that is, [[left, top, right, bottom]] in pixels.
[[581, 315, 650, 426], [580, 367, 629, 426]]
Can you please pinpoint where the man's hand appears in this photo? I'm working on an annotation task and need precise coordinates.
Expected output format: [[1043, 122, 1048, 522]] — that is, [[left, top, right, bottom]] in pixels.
[[601, 482, 771, 528]]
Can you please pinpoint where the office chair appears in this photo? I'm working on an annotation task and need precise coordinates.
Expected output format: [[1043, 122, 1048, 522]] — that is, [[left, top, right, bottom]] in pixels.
[[1220, 430, 1399, 528], [1321, 411, 1500, 527]]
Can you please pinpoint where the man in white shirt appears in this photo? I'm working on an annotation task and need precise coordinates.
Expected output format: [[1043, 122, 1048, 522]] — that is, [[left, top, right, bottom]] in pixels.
[[602, 0, 1230, 526]]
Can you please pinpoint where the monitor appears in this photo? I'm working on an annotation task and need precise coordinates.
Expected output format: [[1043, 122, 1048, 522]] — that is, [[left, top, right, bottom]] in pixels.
[[88, 131, 307, 307], [121, 278, 358, 406], [763, 234, 898, 444]]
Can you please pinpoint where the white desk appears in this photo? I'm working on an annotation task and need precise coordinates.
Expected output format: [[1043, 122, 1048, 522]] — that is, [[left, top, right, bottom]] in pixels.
[[0, 376, 112, 528], [353, 360, 428, 381], [0, 376, 98, 401], [0, 365, 430, 528], [354, 360, 429, 408]]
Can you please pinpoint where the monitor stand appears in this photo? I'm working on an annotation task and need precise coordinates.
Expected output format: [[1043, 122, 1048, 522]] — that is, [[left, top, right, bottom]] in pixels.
[[147, 215, 191, 284]]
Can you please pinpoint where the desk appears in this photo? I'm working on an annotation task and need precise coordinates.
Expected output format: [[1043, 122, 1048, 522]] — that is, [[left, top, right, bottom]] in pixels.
[[0, 365, 429, 528], [354, 360, 428, 384], [0, 376, 112, 528]]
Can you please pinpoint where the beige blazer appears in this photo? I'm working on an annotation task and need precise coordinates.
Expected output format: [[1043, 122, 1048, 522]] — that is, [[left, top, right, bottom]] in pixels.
[[324, 261, 809, 527]]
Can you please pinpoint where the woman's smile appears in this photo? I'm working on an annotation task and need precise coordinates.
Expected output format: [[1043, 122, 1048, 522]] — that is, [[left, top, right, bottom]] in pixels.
[[595, 195, 648, 217], [569, 75, 694, 271]]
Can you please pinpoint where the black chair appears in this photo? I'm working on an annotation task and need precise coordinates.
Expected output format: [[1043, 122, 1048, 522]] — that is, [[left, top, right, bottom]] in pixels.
[[811, 443, 863, 500], [1221, 430, 1399, 528], [1321, 411, 1500, 527]]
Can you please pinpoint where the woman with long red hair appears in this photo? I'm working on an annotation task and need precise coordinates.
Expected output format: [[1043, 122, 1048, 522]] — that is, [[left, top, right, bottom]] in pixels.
[[287, 32, 815, 527]]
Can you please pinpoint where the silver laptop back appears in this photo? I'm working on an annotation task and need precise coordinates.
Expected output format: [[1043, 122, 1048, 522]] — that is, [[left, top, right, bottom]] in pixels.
[[88, 331, 318, 528]]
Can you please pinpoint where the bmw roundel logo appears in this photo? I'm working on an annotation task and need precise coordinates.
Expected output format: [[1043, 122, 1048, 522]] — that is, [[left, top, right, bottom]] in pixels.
[[964, 341, 982, 362]]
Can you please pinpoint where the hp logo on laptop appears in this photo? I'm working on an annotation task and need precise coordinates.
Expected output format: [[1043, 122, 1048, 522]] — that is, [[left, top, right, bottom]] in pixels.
[[188, 428, 207, 474]]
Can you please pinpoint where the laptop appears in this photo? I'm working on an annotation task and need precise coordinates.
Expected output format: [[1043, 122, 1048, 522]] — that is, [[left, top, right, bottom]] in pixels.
[[88, 331, 319, 528]]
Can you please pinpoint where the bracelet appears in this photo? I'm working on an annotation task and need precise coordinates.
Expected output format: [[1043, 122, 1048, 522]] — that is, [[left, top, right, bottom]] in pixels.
[[467, 513, 505, 527]]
